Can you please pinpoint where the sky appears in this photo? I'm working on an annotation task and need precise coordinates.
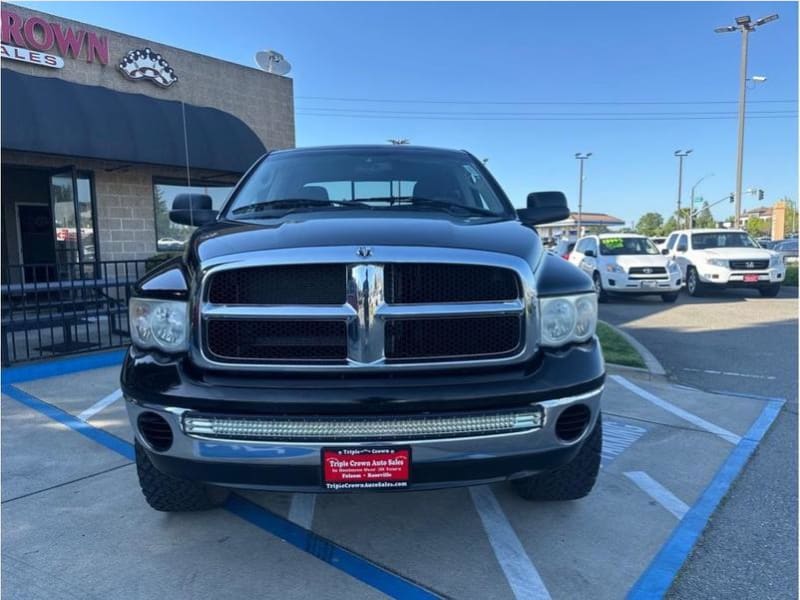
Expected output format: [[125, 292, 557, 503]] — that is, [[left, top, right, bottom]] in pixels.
[[17, 1, 799, 226]]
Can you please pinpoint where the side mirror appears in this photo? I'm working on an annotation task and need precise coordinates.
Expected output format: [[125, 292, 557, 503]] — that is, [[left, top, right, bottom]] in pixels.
[[517, 191, 570, 226], [169, 193, 218, 226], [661, 248, 669, 255], [584, 249, 595, 258]]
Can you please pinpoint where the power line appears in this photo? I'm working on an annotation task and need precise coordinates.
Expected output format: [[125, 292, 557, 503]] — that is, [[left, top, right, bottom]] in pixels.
[[296, 106, 796, 117], [296, 95, 797, 106], [295, 112, 797, 122]]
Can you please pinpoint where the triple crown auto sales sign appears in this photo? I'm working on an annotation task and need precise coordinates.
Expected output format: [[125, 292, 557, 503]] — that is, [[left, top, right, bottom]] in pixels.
[[1, 9, 109, 69]]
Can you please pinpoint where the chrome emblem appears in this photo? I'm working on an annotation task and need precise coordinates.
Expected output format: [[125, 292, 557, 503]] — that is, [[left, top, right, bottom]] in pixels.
[[642, 267, 653, 274], [356, 247, 373, 258], [745, 261, 755, 269]]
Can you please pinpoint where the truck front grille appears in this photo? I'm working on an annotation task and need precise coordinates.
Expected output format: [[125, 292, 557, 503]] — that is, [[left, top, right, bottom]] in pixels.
[[729, 260, 769, 270], [205, 319, 348, 362], [199, 258, 529, 369], [385, 316, 522, 361]]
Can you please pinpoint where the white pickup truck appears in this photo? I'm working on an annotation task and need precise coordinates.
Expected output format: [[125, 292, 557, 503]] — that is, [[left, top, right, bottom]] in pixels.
[[663, 229, 785, 297]]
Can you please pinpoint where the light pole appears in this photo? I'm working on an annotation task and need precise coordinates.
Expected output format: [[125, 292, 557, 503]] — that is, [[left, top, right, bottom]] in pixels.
[[674, 150, 692, 227], [575, 153, 591, 237], [689, 173, 714, 229], [715, 13, 779, 225]]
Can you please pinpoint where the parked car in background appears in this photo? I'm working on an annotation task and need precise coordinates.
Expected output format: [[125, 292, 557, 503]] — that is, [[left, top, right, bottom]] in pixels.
[[650, 236, 667, 250], [554, 238, 576, 260], [772, 239, 799, 264], [663, 229, 785, 297], [569, 234, 681, 303], [756, 237, 775, 249]]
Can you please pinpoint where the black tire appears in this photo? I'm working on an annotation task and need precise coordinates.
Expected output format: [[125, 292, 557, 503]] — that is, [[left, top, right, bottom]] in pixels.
[[759, 284, 781, 298], [686, 267, 704, 297], [135, 440, 229, 512], [661, 292, 679, 303], [593, 272, 608, 303], [511, 415, 602, 501]]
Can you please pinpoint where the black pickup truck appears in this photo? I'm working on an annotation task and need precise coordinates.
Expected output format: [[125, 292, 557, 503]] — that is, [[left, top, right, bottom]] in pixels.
[[122, 145, 604, 511]]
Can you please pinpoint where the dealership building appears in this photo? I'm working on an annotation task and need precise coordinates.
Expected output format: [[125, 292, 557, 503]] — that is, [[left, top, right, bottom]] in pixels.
[[1, 3, 294, 280]]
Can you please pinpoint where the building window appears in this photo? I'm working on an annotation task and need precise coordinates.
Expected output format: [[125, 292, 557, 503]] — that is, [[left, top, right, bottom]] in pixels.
[[153, 178, 235, 252]]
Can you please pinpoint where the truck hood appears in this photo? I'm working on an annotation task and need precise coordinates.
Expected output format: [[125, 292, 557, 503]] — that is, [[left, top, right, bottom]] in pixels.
[[187, 213, 542, 267], [700, 247, 774, 260]]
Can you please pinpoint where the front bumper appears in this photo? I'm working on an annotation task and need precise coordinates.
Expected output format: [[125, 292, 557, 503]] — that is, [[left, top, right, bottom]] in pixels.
[[601, 270, 681, 293], [696, 265, 784, 286], [122, 339, 605, 492]]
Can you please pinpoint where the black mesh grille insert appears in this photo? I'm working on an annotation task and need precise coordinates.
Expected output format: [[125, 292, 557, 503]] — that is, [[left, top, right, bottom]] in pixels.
[[729, 260, 769, 270], [385, 264, 519, 304], [208, 265, 346, 305], [206, 320, 347, 362], [385, 316, 522, 361]]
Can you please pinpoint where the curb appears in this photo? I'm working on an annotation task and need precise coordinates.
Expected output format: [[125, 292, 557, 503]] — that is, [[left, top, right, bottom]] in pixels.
[[599, 320, 667, 378]]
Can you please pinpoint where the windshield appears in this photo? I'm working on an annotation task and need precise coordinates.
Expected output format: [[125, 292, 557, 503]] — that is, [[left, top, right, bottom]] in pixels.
[[599, 237, 659, 256], [691, 232, 759, 249], [224, 149, 512, 219]]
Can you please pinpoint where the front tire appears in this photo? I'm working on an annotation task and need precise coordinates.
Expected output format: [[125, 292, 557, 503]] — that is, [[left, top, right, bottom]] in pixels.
[[593, 272, 608, 303], [135, 440, 229, 512], [512, 416, 602, 501], [661, 292, 679, 303], [759, 284, 781, 298], [686, 267, 704, 297]]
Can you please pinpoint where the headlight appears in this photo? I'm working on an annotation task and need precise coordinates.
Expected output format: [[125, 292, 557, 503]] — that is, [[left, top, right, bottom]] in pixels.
[[706, 258, 728, 267], [605, 263, 625, 273], [129, 298, 189, 352], [770, 254, 782, 267], [667, 260, 680, 272], [540, 293, 597, 347]]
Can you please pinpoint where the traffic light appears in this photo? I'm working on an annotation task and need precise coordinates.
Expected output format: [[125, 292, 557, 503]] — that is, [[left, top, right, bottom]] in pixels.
[[729, 193, 734, 202], [758, 189, 765, 201]]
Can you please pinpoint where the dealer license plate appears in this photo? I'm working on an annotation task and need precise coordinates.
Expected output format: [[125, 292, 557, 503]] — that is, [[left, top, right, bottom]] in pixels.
[[641, 280, 657, 288], [322, 447, 410, 490], [743, 274, 759, 283]]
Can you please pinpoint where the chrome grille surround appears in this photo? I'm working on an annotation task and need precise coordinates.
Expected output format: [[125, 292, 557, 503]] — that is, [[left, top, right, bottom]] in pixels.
[[192, 246, 540, 372]]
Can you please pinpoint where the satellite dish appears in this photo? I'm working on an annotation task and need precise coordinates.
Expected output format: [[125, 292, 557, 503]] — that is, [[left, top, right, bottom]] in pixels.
[[255, 50, 291, 75]]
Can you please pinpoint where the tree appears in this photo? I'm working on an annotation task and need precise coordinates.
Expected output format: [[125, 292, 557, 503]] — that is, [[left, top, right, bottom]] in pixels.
[[635, 212, 664, 237], [661, 215, 679, 236], [745, 216, 769, 237], [693, 202, 716, 229]]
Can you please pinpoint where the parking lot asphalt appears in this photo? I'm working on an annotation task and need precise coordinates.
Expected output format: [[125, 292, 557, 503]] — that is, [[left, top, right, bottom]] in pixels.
[[599, 287, 798, 599], [2, 350, 784, 599]]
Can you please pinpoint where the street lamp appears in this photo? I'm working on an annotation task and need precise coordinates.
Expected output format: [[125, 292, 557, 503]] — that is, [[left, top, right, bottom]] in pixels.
[[714, 13, 779, 226], [689, 173, 714, 229], [674, 149, 692, 227], [575, 153, 592, 236]]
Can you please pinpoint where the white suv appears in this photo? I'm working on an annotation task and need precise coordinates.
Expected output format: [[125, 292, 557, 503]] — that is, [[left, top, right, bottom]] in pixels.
[[569, 234, 682, 303], [663, 228, 785, 297]]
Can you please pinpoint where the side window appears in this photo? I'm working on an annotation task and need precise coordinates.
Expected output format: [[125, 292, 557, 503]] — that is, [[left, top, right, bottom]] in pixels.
[[587, 238, 598, 255], [575, 239, 587, 253], [676, 234, 688, 252], [666, 233, 678, 250]]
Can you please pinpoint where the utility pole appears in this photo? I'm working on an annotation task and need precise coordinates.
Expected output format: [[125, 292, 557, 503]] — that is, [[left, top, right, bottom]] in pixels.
[[715, 13, 779, 225], [575, 153, 591, 237], [674, 150, 692, 228]]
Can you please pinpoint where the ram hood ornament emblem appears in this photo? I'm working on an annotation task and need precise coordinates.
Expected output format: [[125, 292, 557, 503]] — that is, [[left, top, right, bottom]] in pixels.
[[356, 247, 373, 258]]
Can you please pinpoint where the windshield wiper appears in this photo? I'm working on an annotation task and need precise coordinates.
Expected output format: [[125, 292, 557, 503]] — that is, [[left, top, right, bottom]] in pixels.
[[363, 196, 500, 217], [231, 198, 366, 215]]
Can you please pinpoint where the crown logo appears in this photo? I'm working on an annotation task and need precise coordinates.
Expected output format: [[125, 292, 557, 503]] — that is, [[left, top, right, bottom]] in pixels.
[[118, 48, 178, 88]]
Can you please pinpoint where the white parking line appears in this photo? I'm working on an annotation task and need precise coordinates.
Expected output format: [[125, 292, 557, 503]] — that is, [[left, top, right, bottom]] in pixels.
[[681, 367, 776, 381], [625, 471, 689, 519], [602, 420, 648, 466], [469, 486, 551, 600], [287, 493, 317, 530], [77, 388, 123, 422], [610, 375, 741, 445]]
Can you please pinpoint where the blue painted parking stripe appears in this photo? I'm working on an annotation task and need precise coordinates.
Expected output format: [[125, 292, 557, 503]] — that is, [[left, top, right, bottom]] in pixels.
[[2, 384, 134, 461], [1, 382, 441, 600], [626, 398, 784, 599], [2, 349, 126, 384], [227, 495, 441, 599]]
